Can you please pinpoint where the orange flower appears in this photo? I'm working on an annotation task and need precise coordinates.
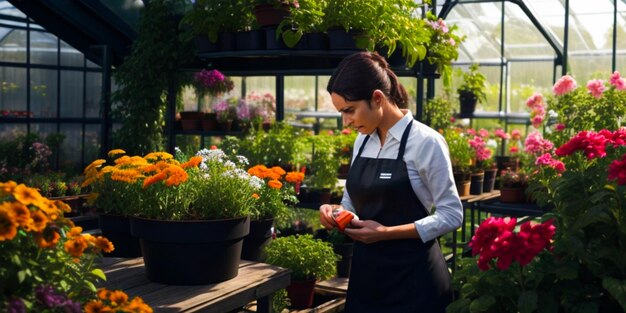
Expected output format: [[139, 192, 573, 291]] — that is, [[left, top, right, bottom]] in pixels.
[[143, 172, 167, 188], [108, 289, 129, 306], [268, 179, 283, 189], [271, 166, 286, 177], [30, 210, 49, 232], [84, 300, 113, 313], [64, 235, 89, 257], [53, 200, 72, 213], [0, 206, 17, 241], [285, 172, 305, 183], [67, 226, 83, 238], [8, 202, 30, 227], [124, 296, 153, 313], [181, 156, 203, 169], [97, 289, 112, 300], [33, 227, 61, 248], [93, 236, 115, 253], [13, 184, 44, 207], [107, 149, 126, 158], [0, 180, 17, 197], [252, 193, 260, 199]]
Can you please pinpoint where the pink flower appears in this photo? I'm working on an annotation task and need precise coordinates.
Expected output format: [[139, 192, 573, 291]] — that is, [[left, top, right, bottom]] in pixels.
[[525, 92, 544, 108], [524, 131, 554, 155], [586, 79, 606, 99], [555, 123, 566, 131], [494, 128, 510, 140], [531, 115, 544, 129], [511, 129, 521, 140], [553, 75, 577, 96], [610, 71, 626, 91], [535, 153, 566, 173], [478, 128, 489, 138]]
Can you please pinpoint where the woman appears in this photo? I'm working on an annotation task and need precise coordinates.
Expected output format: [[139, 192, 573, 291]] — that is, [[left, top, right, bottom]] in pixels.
[[319, 52, 463, 313]]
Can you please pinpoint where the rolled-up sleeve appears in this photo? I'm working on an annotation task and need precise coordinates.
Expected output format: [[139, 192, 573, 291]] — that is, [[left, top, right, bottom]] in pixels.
[[412, 135, 463, 242]]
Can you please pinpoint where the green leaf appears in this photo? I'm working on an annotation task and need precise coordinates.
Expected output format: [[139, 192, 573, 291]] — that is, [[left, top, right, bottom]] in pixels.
[[91, 268, 107, 281], [11, 254, 21, 266], [603, 277, 626, 311], [84, 280, 97, 292], [517, 291, 538, 313], [469, 295, 496, 312], [17, 270, 26, 283], [446, 299, 471, 313], [281, 30, 302, 48]]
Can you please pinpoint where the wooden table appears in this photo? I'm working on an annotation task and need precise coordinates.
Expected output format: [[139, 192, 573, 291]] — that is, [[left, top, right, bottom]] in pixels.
[[98, 257, 291, 313]]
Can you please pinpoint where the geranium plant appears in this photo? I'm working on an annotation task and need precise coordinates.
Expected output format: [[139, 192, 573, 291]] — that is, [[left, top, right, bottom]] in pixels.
[[448, 217, 557, 313], [193, 69, 234, 97], [0, 181, 152, 312], [212, 99, 233, 123], [247, 164, 303, 220]]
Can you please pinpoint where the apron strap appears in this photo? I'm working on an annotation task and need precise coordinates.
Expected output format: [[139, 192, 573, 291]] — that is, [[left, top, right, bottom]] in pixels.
[[356, 135, 370, 158], [397, 120, 413, 160]]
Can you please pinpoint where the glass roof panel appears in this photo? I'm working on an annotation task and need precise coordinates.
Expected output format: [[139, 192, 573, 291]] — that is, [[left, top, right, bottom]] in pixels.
[[0, 0, 25, 19], [445, 2, 503, 62], [503, 3, 556, 59]]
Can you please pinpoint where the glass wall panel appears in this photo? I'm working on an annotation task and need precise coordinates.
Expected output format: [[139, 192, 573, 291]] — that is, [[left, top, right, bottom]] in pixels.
[[85, 72, 102, 118], [398, 77, 417, 114], [0, 2, 26, 18], [86, 58, 101, 68], [60, 70, 83, 118], [30, 68, 57, 118], [84, 124, 101, 165], [503, 4, 555, 59], [569, 55, 613, 81], [285, 76, 315, 112], [0, 27, 26, 62], [59, 123, 81, 171], [30, 30, 57, 65], [0, 66, 26, 112], [508, 61, 554, 114], [60, 40, 84, 67]]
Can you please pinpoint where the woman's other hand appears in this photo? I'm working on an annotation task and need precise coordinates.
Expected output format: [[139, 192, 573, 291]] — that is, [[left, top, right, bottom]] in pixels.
[[344, 219, 387, 243]]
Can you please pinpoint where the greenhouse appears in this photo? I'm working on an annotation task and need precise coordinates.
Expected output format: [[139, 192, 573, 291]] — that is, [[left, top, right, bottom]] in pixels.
[[0, 0, 625, 312]]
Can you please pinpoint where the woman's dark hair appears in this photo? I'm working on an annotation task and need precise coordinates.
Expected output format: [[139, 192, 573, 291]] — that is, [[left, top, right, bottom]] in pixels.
[[327, 51, 409, 108]]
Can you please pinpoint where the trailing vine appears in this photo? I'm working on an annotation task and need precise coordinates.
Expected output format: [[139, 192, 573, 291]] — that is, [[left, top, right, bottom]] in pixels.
[[111, 0, 193, 155]]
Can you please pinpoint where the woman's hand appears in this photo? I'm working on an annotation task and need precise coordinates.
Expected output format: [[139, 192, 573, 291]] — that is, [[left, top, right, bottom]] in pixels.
[[344, 219, 388, 243], [319, 204, 340, 229]]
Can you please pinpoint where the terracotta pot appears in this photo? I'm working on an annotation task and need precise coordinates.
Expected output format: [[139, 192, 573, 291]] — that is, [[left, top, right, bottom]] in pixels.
[[500, 187, 526, 203]]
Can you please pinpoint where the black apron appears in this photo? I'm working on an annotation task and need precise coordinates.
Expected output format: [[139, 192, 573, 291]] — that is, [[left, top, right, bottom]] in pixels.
[[344, 120, 453, 313]]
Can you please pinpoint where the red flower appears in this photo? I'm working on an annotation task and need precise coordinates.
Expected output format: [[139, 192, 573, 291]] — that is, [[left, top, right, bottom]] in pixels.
[[608, 153, 626, 185], [555, 130, 609, 159]]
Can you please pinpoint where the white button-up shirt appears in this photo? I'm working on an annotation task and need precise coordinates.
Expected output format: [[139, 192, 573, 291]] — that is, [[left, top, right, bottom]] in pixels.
[[341, 111, 463, 243]]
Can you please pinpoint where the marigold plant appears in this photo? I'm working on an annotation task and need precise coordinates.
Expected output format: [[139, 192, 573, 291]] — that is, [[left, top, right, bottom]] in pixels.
[[247, 164, 303, 220], [0, 181, 152, 312]]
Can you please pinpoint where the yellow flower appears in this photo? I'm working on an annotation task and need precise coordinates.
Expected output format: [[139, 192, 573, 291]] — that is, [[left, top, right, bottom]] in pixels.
[[13, 184, 44, 207], [0, 180, 17, 197], [30, 210, 49, 232], [107, 149, 126, 158], [8, 202, 31, 227], [144, 152, 174, 162], [0, 205, 17, 241]]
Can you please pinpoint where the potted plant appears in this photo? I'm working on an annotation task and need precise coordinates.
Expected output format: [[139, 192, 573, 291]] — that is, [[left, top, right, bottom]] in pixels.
[[457, 64, 487, 118], [243, 164, 304, 261], [213, 99, 234, 131], [336, 128, 357, 179], [275, 0, 328, 48], [443, 127, 474, 197], [315, 228, 354, 278], [81, 149, 146, 257], [498, 168, 528, 203], [0, 181, 151, 312], [304, 132, 341, 204], [264, 234, 339, 309], [128, 147, 258, 285]]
